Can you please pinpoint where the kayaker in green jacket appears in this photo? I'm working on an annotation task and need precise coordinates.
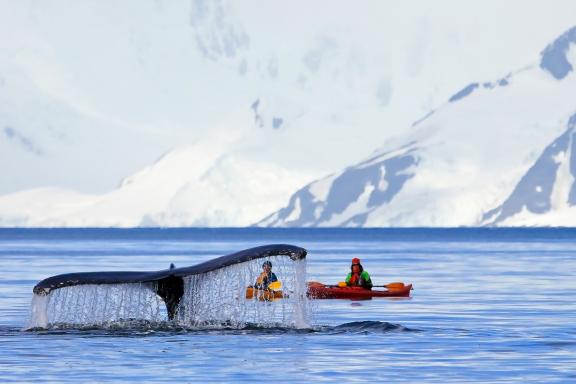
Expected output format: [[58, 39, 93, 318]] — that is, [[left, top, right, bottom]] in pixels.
[[345, 258, 373, 289]]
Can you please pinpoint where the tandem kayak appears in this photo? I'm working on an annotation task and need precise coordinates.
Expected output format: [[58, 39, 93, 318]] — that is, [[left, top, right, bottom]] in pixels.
[[306, 281, 413, 299]]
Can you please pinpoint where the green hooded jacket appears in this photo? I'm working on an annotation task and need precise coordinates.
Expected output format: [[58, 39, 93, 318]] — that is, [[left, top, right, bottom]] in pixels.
[[345, 270, 372, 288]]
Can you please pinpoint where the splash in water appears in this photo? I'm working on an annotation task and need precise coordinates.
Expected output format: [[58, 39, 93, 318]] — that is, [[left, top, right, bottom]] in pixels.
[[28, 255, 311, 330]]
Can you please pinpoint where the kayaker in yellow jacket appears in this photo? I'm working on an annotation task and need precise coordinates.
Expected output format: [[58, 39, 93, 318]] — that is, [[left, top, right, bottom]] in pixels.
[[254, 260, 278, 289], [345, 258, 373, 289]]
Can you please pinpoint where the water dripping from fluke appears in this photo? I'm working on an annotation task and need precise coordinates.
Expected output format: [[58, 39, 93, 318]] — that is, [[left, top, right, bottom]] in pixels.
[[27, 245, 312, 331]]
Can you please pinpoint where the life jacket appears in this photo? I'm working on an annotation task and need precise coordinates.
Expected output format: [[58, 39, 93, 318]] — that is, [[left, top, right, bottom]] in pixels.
[[347, 263, 371, 288], [349, 272, 361, 285], [349, 272, 368, 286], [255, 271, 277, 288], [349, 263, 364, 286]]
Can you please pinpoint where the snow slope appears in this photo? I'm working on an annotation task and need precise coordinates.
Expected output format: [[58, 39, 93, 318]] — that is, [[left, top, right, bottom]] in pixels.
[[259, 26, 576, 227], [3, 3, 576, 227], [3, 1, 576, 194], [0, 112, 314, 227]]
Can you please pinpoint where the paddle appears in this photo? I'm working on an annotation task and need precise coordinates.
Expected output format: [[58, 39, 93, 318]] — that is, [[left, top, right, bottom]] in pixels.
[[268, 281, 282, 290], [324, 282, 405, 289], [373, 282, 405, 289]]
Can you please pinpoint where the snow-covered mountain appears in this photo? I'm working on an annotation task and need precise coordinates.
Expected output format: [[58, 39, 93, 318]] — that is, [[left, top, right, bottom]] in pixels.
[[3, 2, 576, 227], [3, 1, 576, 195], [0, 58, 172, 193], [259, 26, 576, 227], [0, 114, 315, 227]]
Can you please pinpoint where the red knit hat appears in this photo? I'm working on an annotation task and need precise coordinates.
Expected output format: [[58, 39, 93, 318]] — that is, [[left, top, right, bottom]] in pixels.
[[351, 257, 360, 264]]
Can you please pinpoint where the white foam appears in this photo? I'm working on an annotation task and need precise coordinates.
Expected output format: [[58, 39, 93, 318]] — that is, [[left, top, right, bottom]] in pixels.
[[27, 294, 49, 329], [28, 256, 312, 329], [177, 256, 311, 328]]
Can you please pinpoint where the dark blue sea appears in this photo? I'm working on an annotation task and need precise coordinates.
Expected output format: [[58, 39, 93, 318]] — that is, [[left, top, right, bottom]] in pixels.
[[1, 228, 575, 382]]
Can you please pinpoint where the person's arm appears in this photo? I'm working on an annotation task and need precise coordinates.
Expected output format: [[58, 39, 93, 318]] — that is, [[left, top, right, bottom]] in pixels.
[[255, 272, 264, 288], [345, 273, 352, 286], [361, 271, 373, 289]]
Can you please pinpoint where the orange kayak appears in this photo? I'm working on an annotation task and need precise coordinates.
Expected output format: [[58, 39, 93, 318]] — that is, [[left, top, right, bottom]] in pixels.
[[306, 281, 412, 299], [245, 287, 284, 300]]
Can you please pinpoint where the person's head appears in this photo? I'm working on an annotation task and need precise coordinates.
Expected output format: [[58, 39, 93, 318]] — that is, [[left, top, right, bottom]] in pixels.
[[351, 257, 363, 273], [262, 260, 272, 272]]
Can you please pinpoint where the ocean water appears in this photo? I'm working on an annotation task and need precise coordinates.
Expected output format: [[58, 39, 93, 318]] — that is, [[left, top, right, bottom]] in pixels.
[[1, 228, 575, 383]]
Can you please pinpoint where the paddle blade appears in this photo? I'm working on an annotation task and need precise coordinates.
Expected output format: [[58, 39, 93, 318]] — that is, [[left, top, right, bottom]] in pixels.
[[385, 282, 405, 290], [338, 281, 347, 288], [268, 281, 282, 290]]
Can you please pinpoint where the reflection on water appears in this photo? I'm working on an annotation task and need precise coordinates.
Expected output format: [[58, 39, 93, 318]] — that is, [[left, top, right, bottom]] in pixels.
[[1, 228, 575, 382]]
